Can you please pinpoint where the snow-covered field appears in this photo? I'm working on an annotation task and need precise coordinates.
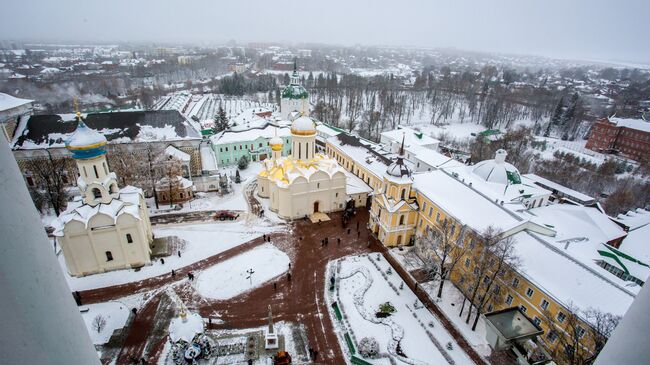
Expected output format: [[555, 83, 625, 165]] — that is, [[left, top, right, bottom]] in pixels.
[[80, 301, 130, 345], [327, 254, 473, 365], [60, 219, 285, 291], [195, 243, 289, 300]]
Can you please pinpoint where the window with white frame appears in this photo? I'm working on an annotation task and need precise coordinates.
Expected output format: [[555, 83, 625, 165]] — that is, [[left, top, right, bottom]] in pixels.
[[557, 311, 566, 323], [526, 287, 534, 298], [540, 299, 549, 310], [505, 295, 513, 305]]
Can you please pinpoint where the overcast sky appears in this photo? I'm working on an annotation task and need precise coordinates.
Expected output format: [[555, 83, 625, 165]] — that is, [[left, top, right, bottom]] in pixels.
[[1, 0, 649, 64]]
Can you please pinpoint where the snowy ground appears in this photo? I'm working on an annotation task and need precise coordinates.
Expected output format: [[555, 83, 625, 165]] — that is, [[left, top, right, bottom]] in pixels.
[[327, 254, 474, 365], [194, 243, 290, 300], [532, 136, 606, 165], [149, 162, 263, 214], [389, 248, 492, 357], [60, 219, 285, 291], [80, 301, 130, 345]]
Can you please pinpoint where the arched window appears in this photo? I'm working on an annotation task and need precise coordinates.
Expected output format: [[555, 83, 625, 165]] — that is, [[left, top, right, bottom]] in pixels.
[[93, 165, 99, 178], [306, 142, 309, 158], [92, 188, 102, 199], [399, 215, 405, 225], [126, 233, 133, 243], [298, 143, 302, 159], [400, 189, 406, 200], [110, 183, 118, 194]]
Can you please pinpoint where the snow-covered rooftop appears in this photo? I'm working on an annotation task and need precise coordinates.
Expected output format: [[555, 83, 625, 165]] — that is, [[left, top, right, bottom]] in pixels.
[[615, 208, 650, 230], [413, 170, 523, 233], [522, 173, 595, 204], [0, 92, 33, 112], [212, 123, 291, 145], [610, 117, 650, 133], [53, 186, 144, 236], [164, 145, 191, 162]]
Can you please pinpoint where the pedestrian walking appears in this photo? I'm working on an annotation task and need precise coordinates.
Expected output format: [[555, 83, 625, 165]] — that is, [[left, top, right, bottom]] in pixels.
[[171, 269, 175, 277], [347, 228, 351, 234], [287, 272, 292, 281], [160, 258, 165, 265], [367, 240, 371, 248], [288, 262, 291, 269], [337, 237, 341, 245], [313, 350, 319, 360], [309, 347, 314, 359], [274, 282, 277, 290], [132, 308, 138, 316], [357, 231, 361, 238], [178, 250, 181, 258], [263, 234, 267, 241], [356, 221, 359, 230], [325, 237, 329, 245]]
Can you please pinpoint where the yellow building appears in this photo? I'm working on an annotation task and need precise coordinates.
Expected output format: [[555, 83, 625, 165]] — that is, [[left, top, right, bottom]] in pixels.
[[325, 128, 639, 363]]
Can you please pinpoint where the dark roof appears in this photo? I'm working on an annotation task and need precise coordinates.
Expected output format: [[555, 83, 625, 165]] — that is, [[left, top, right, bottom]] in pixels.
[[336, 133, 392, 165], [13, 110, 198, 149]]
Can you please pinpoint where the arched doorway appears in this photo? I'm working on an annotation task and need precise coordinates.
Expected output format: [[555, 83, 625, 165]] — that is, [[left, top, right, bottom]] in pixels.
[[313, 201, 319, 213]]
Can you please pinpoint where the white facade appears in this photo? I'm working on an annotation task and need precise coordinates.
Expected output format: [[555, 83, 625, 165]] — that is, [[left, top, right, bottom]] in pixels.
[[55, 119, 153, 277], [257, 116, 349, 219]]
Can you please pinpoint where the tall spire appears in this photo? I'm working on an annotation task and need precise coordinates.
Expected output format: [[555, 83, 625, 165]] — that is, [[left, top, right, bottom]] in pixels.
[[399, 131, 405, 156], [293, 58, 297, 73], [267, 305, 275, 334]]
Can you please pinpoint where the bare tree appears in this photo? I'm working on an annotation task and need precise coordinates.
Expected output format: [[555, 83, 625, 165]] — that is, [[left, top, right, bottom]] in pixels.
[[540, 304, 620, 365], [92, 314, 107, 333], [24, 150, 70, 215], [421, 220, 469, 299], [460, 226, 519, 332], [469, 234, 519, 331]]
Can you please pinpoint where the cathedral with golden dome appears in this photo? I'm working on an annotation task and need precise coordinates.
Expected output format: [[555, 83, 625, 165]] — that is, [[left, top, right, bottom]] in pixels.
[[257, 115, 349, 219]]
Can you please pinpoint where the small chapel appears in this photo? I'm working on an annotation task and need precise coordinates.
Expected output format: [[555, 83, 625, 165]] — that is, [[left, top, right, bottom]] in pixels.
[[53, 113, 153, 277], [257, 115, 348, 219]]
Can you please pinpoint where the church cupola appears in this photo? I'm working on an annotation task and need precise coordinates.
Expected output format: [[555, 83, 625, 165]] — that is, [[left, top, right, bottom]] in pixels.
[[386, 133, 412, 179], [65, 112, 108, 160], [280, 59, 310, 120], [66, 113, 119, 206], [291, 115, 316, 161], [269, 128, 284, 160]]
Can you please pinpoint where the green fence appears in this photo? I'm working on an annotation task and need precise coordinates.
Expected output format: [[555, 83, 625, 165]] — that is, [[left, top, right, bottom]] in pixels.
[[332, 302, 343, 321], [344, 332, 355, 355]]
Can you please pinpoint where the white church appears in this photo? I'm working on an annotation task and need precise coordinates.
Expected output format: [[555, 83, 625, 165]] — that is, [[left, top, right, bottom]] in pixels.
[[280, 61, 310, 120], [257, 116, 350, 219], [53, 113, 153, 277]]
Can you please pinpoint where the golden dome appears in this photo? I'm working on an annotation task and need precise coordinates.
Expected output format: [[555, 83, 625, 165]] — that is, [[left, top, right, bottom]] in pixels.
[[291, 116, 316, 136]]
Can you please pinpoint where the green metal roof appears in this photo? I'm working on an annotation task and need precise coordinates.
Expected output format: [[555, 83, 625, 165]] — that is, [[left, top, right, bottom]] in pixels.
[[282, 84, 308, 100]]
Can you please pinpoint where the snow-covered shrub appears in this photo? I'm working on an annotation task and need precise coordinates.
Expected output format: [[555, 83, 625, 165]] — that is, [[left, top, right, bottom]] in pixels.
[[358, 337, 380, 359]]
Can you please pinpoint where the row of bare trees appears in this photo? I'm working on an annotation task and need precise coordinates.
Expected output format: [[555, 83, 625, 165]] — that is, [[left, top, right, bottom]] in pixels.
[[25, 142, 186, 215], [417, 222, 620, 364]]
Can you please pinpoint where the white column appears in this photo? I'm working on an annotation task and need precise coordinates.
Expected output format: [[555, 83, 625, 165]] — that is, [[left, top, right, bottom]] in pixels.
[[0, 136, 100, 364]]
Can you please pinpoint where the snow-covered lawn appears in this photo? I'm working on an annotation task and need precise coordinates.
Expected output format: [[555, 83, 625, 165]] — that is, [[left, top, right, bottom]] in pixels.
[[195, 243, 289, 300], [60, 220, 284, 291], [80, 301, 130, 345], [327, 254, 473, 365], [390, 248, 492, 357]]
